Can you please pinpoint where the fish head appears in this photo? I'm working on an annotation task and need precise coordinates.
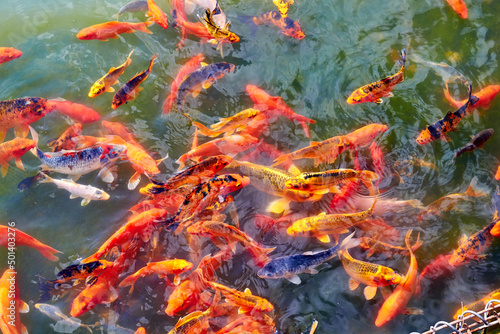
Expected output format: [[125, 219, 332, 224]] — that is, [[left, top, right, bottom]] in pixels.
[[219, 174, 250, 194], [222, 62, 236, 74], [374, 267, 403, 285], [2, 47, 22, 60], [227, 32, 240, 43], [76, 28, 96, 40], [88, 84, 105, 98], [171, 259, 194, 274], [416, 128, 433, 145], [94, 189, 110, 200], [11, 139, 36, 158], [346, 89, 371, 104], [281, 17, 305, 39], [111, 94, 127, 109], [257, 261, 286, 279]]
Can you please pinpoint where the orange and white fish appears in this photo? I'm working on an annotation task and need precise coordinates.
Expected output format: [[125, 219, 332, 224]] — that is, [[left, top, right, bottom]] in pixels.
[[446, 0, 467, 19], [443, 84, 500, 111], [0, 269, 29, 334], [147, 0, 168, 28], [48, 99, 101, 124], [0, 224, 61, 261], [76, 21, 153, 41], [89, 50, 134, 98], [347, 49, 406, 104], [47, 123, 82, 152], [0, 47, 22, 65], [0, 137, 36, 177]]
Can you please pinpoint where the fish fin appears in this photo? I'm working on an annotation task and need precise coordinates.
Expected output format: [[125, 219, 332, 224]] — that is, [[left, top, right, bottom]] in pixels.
[[0, 131, 5, 143], [363, 286, 377, 300], [287, 163, 301, 176], [384, 92, 394, 98], [173, 274, 181, 286], [403, 307, 424, 315], [98, 164, 117, 183], [81, 198, 91, 206], [70, 194, 78, 199], [202, 79, 215, 90], [380, 286, 392, 300], [310, 141, 320, 145], [200, 62, 208, 67], [317, 235, 330, 243], [128, 172, 141, 190], [458, 234, 468, 246], [191, 85, 203, 98], [329, 186, 341, 194], [14, 124, 30, 138], [465, 176, 490, 197], [244, 288, 251, 294], [86, 276, 98, 286], [348, 278, 359, 291], [287, 275, 301, 285], [14, 157, 25, 171], [19, 300, 29, 313], [441, 134, 451, 142], [375, 98, 383, 104], [304, 268, 319, 275], [106, 87, 115, 93], [268, 197, 291, 214]]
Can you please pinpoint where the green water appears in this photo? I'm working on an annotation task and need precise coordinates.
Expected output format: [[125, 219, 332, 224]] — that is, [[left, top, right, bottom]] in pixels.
[[1, 0, 500, 333]]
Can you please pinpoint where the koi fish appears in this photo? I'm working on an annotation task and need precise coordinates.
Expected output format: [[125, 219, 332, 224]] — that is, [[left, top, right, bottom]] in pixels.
[[339, 248, 404, 300], [119, 259, 193, 291], [375, 230, 421, 327], [147, 0, 168, 28], [48, 99, 101, 123], [258, 232, 359, 284], [0, 47, 22, 65], [167, 297, 217, 334], [89, 50, 134, 97], [76, 21, 153, 41], [446, 0, 467, 19], [47, 123, 82, 152], [252, 10, 305, 39], [410, 53, 468, 87], [287, 199, 376, 243], [135, 328, 147, 334], [358, 234, 423, 258], [185, 0, 227, 27], [0, 137, 36, 177], [163, 53, 205, 114], [35, 303, 93, 333], [450, 128, 493, 164], [416, 84, 478, 144], [176, 62, 235, 108], [101, 120, 144, 150], [246, 84, 315, 138], [0, 269, 29, 334], [112, 54, 158, 109], [202, 9, 239, 55], [37, 172, 110, 206], [0, 224, 61, 261], [273, 0, 294, 17], [347, 49, 406, 104], [443, 84, 500, 111], [452, 288, 500, 320], [176, 134, 258, 170], [0, 97, 56, 142], [369, 141, 385, 186], [171, 0, 213, 49], [415, 254, 454, 296], [117, 1, 148, 17], [343, 124, 389, 149]]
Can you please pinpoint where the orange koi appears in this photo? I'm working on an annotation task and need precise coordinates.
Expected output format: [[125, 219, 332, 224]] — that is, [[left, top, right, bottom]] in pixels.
[[342, 123, 389, 149], [176, 134, 259, 170], [415, 254, 453, 296], [0, 137, 36, 177], [112, 54, 158, 109], [193, 109, 261, 137], [234, 112, 271, 139], [119, 259, 193, 291], [347, 49, 406, 104], [202, 9, 240, 56], [453, 288, 500, 320], [375, 230, 420, 327], [272, 0, 294, 17], [0, 47, 22, 65], [0, 269, 29, 334], [101, 120, 144, 150], [147, 0, 168, 28], [88, 50, 134, 98], [167, 296, 217, 334], [163, 53, 205, 114], [129, 193, 185, 215], [135, 327, 147, 334], [48, 99, 101, 124], [252, 10, 305, 40], [444, 84, 500, 111], [246, 84, 315, 138], [0, 224, 61, 261], [171, 0, 213, 49], [47, 123, 82, 152], [446, 0, 467, 19], [76, 21, 153, 41], [358, 234, 422, 258]]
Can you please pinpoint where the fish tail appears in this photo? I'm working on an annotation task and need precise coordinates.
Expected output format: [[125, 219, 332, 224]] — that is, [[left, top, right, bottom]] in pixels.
[[411, 232, 423, 252], [36, 275, 58, 303], [465, 176, 490, 197], [117, 273, 138, 292], [338, 231, 360, 252], [162, 94, 175, 114], [148, 54, 158, 73], [212, 0, 222, 16], [37, 244, 62, 261], [125, 49, 135, 65], [139, 20, 154, 34], [400, 48, 406, 66], [443, 85, 462, 109], [249, 246, 276, 267], [29, 125, 40, 156], [192, 121, 220, 137], [272, 153, 292, 167]]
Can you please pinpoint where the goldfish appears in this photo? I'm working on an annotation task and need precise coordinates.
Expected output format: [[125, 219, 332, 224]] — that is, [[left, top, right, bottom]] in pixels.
[[48, 99, 101, 123], [167, 297, 217, 334], [246, 84, 315, 138], [119, 259, 193, 291], [452, 288, 500, 320], [450, 128, 494, 164], [347, 49, 406, 104], [417, 176, 489, 221], [416, 84, 478, 144], [101, 120, 144, 150], [339, 248, 404, 300], [35, 303, 94, 333], [76, 20, 153, 41], [375, 230, 420, 327], [0, 269, 29, 334], [112, 54, 158, 109], [37, 172, 110, 206], [343, 124, 388, 149], [258, 232, 359, 284], [117, 1, 149, 17], [176, 62, 235, 108], [369, 141, 385, 186], [176, 134, 258, 170], [410, 53, 468, 87], [358, 234, 423, 258], [202, 9, 239, 55], [0, 47, 22, 65], [0, 137, 36, 177], [163, 53, 205, 114], [443, 84, 500, 111], [252, 11, 305, 39], [194, 109, 261, 138], [0, 97, 56, 142], [0, 224, 61, 261], [171, 0, 213, 49], [273, 0, 294, 17], [47, 123, 82, 152], [147, 0, 168, 28], [446, 0, 467, 19], [287, 199, 376, 243], [88, 50, 134, 98]]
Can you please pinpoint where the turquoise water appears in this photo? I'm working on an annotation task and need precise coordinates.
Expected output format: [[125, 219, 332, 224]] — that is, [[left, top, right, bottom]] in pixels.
[[1, 0, 500, 333]]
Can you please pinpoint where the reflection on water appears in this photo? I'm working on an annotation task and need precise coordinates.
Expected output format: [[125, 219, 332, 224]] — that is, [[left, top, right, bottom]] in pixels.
[[1, 0, 500, 333]]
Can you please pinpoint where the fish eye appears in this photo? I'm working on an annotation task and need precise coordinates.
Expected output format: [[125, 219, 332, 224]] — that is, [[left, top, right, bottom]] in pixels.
[[293, 184, 300, 189], [236, 182, 241, 187]]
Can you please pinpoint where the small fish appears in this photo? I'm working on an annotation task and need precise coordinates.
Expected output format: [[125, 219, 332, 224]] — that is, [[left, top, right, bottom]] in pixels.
[[446, 0, 467, 19], [37, 172, 110, 206], [450, 128, 494, 164], [443, 84, 500, 111], [347, 49, 406, 104], [258, 232, 359, 284], [47, 123, 82, 152], [76, 20, 153, 41], [415, 254, 454, 296], [147, 0, 169, 29], [0, 137, 36, 177], [416, 84, 478, 144], [117, 0, 149, 17], [35, 303, 93, 333], [0, 224, 61, 261], [410, 53, 468, 87], [89, 50, 134, 98], [452, 288, 500, 320], [0, 47, 22, 65], [0, 269, 29, 334], [176, 62, 235, 108], [253, 10, 305, 39], [48, 98, 101, 123], [112, 54, 158, 109]]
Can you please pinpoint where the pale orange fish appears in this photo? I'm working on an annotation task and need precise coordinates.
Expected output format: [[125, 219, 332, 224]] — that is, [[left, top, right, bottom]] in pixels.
[[147, 0, 168, 28], [0, 224, 61, 261], [76, 21, 153, 41], [446, 0, 467, 19], [0, 137, 36, 177]]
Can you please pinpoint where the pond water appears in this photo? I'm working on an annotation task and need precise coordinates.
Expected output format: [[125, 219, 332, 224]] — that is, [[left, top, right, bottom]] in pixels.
[[1, 0, 500, 333]]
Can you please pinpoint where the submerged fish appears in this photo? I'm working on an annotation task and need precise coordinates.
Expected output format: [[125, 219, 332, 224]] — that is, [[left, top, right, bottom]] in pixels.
[[443, 84, 500, 111], [273, 0, 294, 17], [0, 47, 22, 65], [0, 269, 29, 334], [450, 128, 494, 164], [35, 303, 93, 333], [446, 0, 467, 19], [89, 50, 134, 98], [253, 10, 305, 39], [202, 9, 239, 54], [117, 0, 149, 17], [76, 21, 153, 41], [411, 53, 468, 87], [147, 0, 169, 29], [48, 99, 101, 123], [47, 123, 82, 152], [0, 224, 61, 261], [452, 288, 500, 320]]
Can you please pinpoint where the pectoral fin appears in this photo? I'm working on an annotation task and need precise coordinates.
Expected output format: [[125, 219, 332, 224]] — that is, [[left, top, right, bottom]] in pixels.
[[286, 275, 301, 285], [14, 157, 25, 171], [202, 79, 215, 90], [19, 300, 29, 313], [363, 286, 377, 300], [1, 164, 8, 177], [81, 198, 91, 206], [128, 172, 141, 190], [106, 87, 116, 93], [375, 98, 383, 104], [316, 235, 330, 243], [348, 278, 360, 291], [268, 198, 291, 214], [70, 194, 78, 199], [173, 274, 181, 286], [191, 85, 203, 98], [14, 124, 30, 138]]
